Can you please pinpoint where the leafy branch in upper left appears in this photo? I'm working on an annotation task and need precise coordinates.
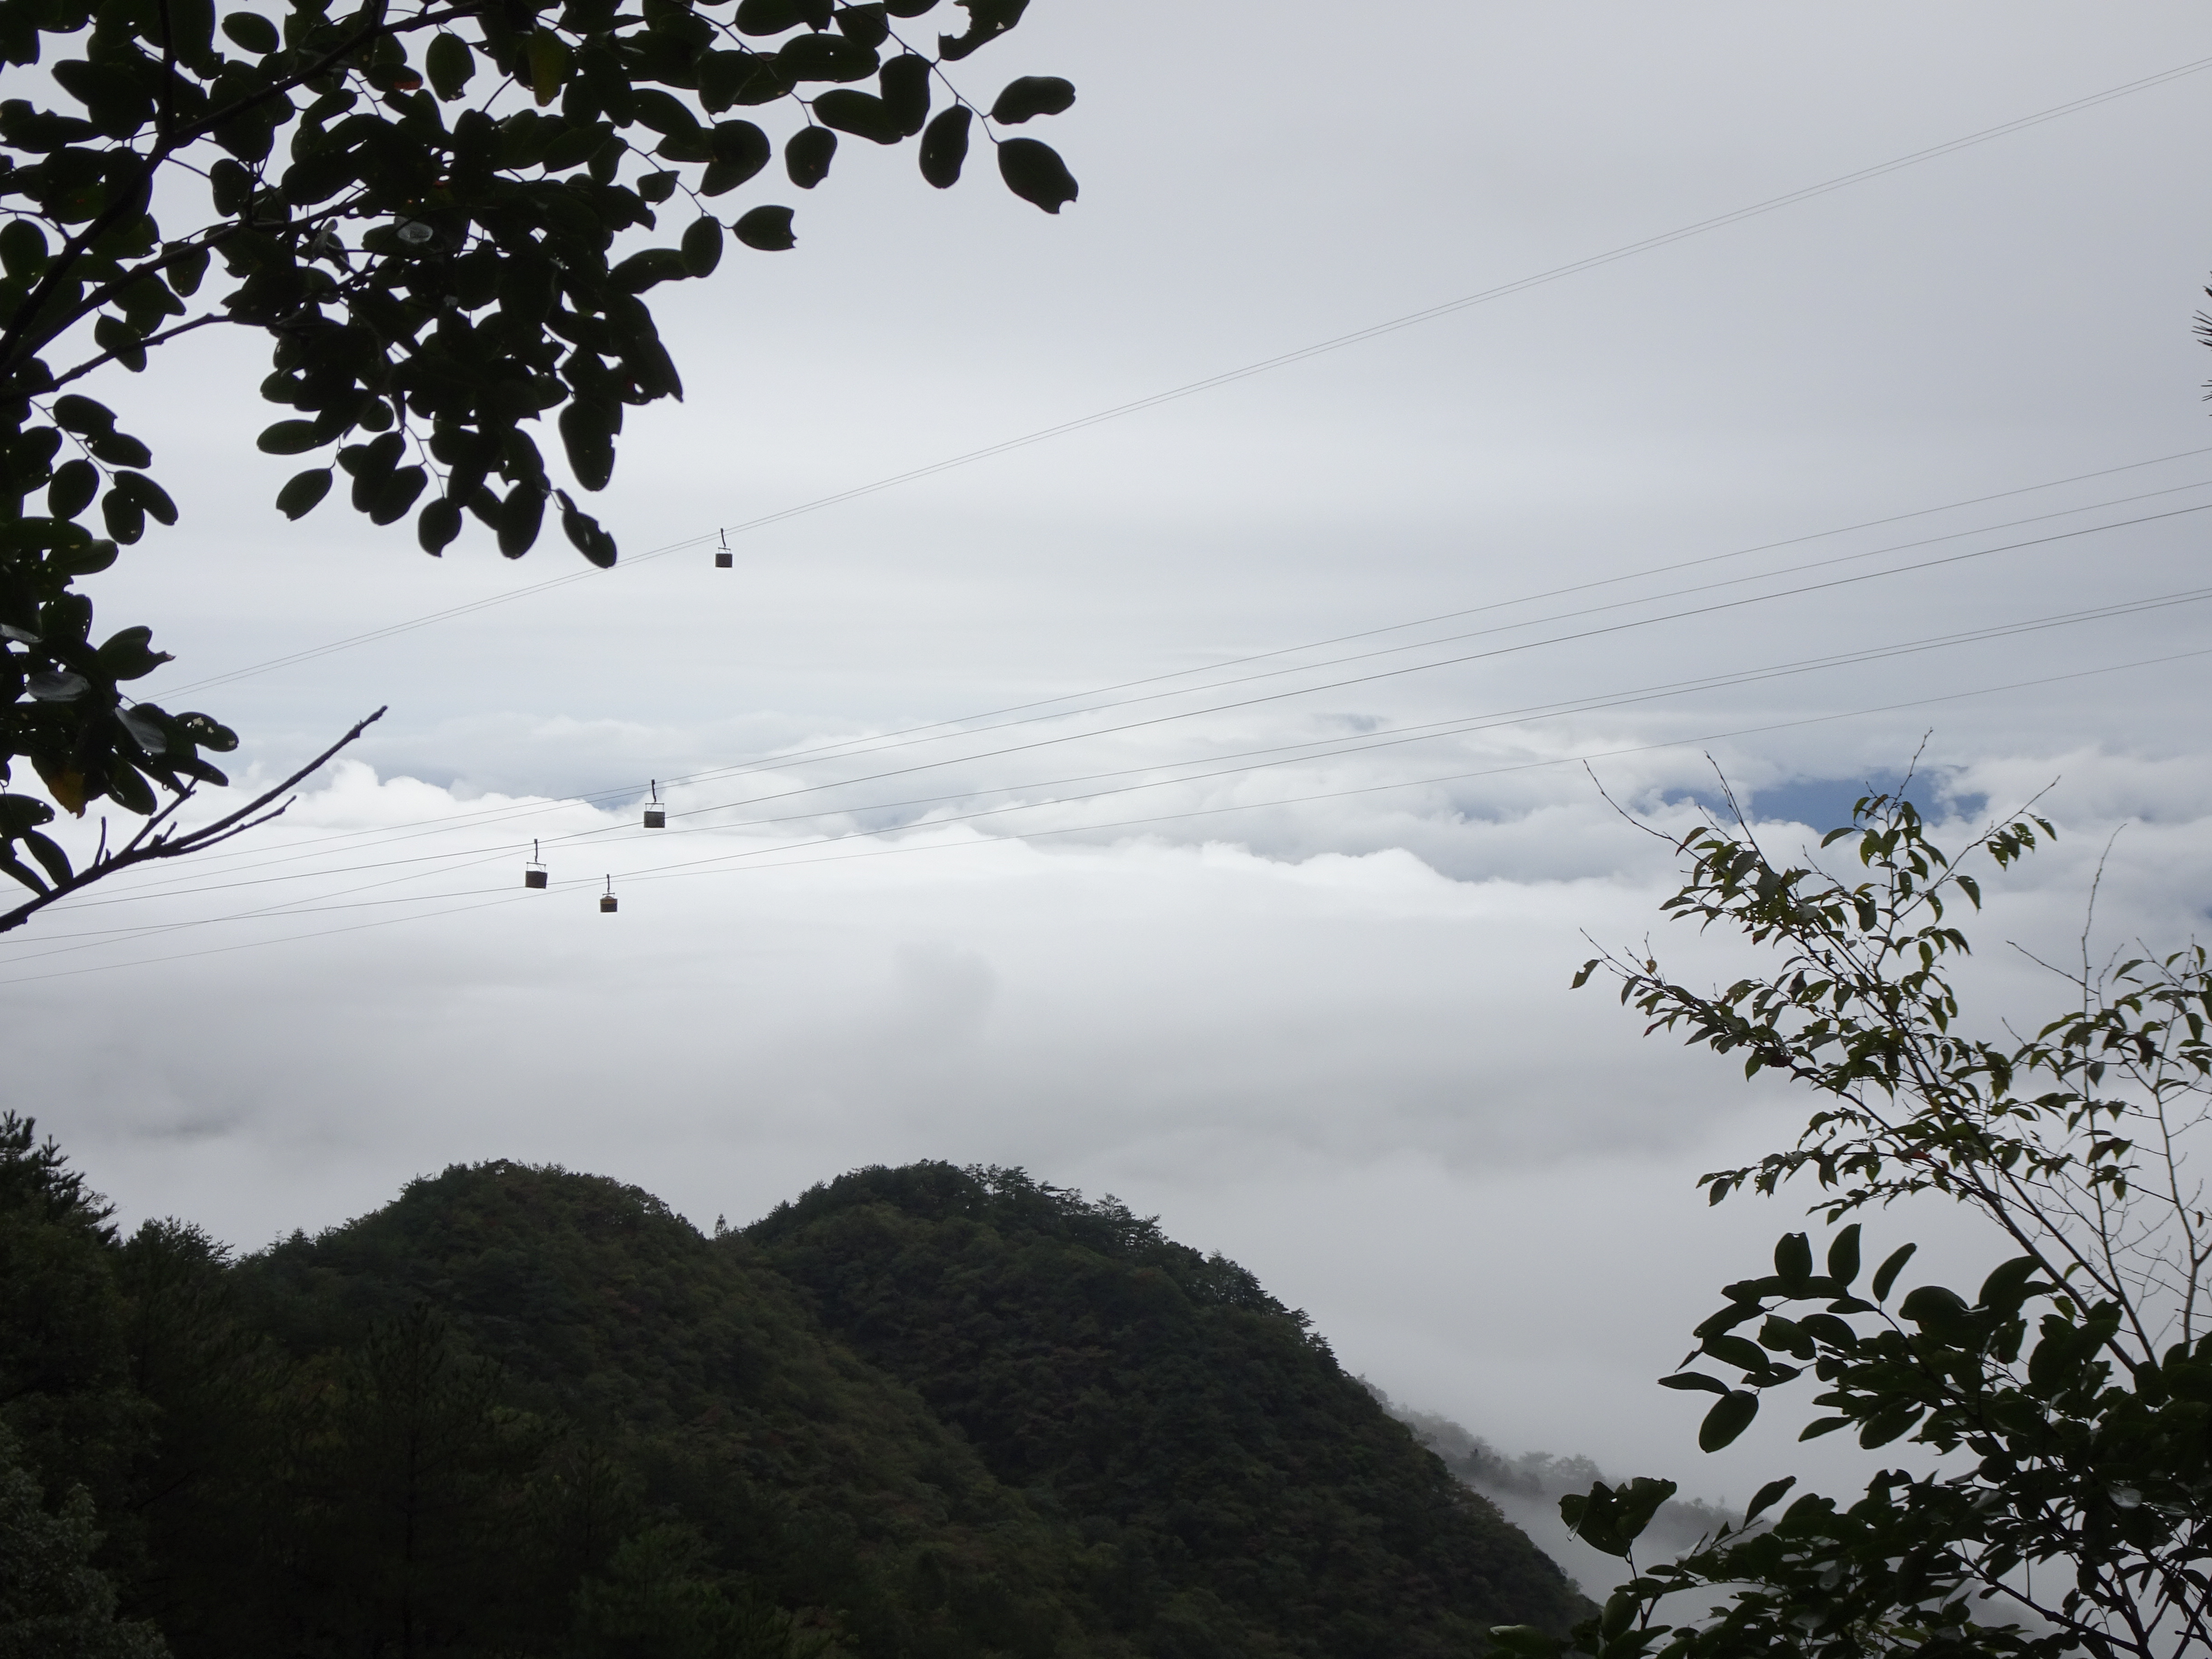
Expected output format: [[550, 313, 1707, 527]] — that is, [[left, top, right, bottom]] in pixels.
[[0, 0, 1075, 929]]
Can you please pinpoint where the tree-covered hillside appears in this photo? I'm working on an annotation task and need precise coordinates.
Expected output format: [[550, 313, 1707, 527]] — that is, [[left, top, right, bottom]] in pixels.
[[0, 1118, 1585, 1657], [750, 1163, 1586, 1657]]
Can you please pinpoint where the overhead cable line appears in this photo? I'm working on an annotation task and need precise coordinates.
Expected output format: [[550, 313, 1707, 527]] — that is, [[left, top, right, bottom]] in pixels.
[[657, 642, 2212, 885], [102, 465, 2212, 892], [568, 604, 2212, 889], [625, 488, 2212, 821], [158, 52, 2212, 700], [16, 578, 2209, 959], [430, 499, 2212, 850], [15, 638, 2212, 988]]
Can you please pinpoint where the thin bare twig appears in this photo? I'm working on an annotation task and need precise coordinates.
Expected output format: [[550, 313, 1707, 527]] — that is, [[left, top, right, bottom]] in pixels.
[[0, 705, 385, 937]]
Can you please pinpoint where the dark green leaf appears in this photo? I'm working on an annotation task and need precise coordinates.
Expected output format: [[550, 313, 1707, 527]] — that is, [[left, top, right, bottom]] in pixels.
[[1825, 1223, 1861, 1287], [529, 29, 574, 106], [2028, 1324, 2085, 1395], [632, 88, 703, 139], [558, 402, 615, 492], [541, 121, 614, 173], [167, 243, 211, 297], [701, 120, 772, 193], [878, 52, 930, 133], [997, 135, 1075, 212], [1657, 1371, 1730, 1396], [258, 420, 324, 456], [1698, 1389, 1757, 1452], [812, 89, 901, 143], [112, 471, 177, 525], [93, 314, 146, 372], [220, 10, 279, 52], [106, 763, 158, 817], [1899, 1284, 1968, 1328], [777, 30, 877, 81], [52, 395, 117, 436], [1599, 1593, 1636, 1643], [102, 488, 146, 544], [989, 74, 1073, 124], [276, 468, 333, 520], [1977, 1255, 2042, 1314], [1742, 1475, 1795, 1525], [84, 430, 154, 469], [1613, 1476, 1677, 1545], [937, 0, 1025, 60], [209, 158, 254, 215], [22, 829, 71, 886], [177, 712, 238, 753], [1773, 1232, 1812, 1287], [47, 459, 98, 520], [1795, 1312, 1859, 1351], [736, 0, 832, 33], [731, 60, 797, 103], [833, 3, 888, 46], [559, 491, 616, 567], [1701, 1333, 1767, 1375], [1870, 1242, 1917, 1301], [50, 537, 119, 577], [370, 466, 427, 527], [734, 205, 796, 250], [116, 707, 169, 754], [609, 247, 689, 292], [0, 796, 57, 834], [785, 123, 836, 186], [698, 51, 761, 112], [497, 485, 545, 557], [52, 59, 154, 136], [417, 497, 463, 554], [680, 215, 724, 277], [426, 31, 476, 99], [97, 625, 170, 681], [1857, 1402, 1925, 1448], [918, 104, 969, 187], [0, 219, 47, 280]]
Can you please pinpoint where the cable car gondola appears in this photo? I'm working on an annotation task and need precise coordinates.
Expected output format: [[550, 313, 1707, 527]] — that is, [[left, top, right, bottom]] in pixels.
[[643, 781, 665, 830], [715, 530, 732, 570], [600, 875, 618, 914], [524, 839, 547, 889]]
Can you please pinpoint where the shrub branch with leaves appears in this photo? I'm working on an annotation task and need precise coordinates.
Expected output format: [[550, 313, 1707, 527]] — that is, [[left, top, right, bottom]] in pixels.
[[1489, 773, 2212, 1659], [0, 0, 1071, 928]]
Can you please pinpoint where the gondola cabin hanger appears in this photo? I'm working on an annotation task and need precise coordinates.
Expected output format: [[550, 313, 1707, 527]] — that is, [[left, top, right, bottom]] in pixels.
[[715, 530, 732, 570], [643, 781, 665, 830], [600, 875, 617, 914], [524, 839, 547, 890]]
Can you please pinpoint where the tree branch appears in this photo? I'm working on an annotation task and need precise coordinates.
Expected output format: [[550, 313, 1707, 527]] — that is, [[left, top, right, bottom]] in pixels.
[[0, 705, 385, 936]]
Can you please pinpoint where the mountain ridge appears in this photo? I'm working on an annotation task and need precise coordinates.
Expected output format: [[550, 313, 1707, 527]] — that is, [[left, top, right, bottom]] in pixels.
[[0, 1126, 1588, 1658]]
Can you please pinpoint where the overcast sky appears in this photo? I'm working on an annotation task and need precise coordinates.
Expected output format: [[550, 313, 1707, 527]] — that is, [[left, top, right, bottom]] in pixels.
[[10, 1, 2212, 1518]]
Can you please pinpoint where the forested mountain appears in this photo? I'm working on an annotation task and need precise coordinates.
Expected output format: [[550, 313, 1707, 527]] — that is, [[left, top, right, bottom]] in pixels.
[[0, 1117, 1586, 1658]]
